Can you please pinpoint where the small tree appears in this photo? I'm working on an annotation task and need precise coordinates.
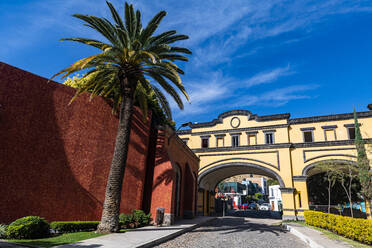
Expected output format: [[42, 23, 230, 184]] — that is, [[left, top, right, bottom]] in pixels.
[[353, 108, 372, 219], [315, 162, 337, 213]]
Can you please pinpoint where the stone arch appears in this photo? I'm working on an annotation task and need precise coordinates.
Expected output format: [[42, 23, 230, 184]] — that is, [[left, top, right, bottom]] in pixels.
[[302, 159, 357, 177], [198, 162, 285, 191]]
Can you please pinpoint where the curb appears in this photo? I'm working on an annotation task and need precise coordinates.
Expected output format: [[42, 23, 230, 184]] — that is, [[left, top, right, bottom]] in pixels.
[[137, 217, 217, 248], [282, 224, 324, 248]]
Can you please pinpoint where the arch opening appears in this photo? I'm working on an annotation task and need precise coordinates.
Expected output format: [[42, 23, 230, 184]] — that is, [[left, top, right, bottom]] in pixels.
[[198, 162, 285, 191]]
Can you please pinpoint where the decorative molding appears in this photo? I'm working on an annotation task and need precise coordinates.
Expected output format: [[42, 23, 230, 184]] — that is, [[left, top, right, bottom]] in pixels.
[[188, 124, 289, 136], [304, 154, 356, 163], [292, 138, 372, 148], [198, 162, 285, 188], [300, 127, 315, 131], [214, 134, 226, 137], [199, 150, 280, 171], [230, 117, 241, 128], [280, 187, 296, 193], [246, 131, 258, 134], [289, 111, 372, 124], [293, 176, 307, 181], [303, 147, 356, 162], [262, 129, 276, 133], [301, 159, 357, 176], [344, 123, 361, 128], [321, 125, 337, 129], [187, 110, 290, 129], [230, 132, 242, 136], [192, 143, 292, 153], [177, 129, 191, 134], [200, 135, 211, 138]]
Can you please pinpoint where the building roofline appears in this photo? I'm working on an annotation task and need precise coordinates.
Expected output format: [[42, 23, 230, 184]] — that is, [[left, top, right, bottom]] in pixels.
[[177, 108, 372, 132]]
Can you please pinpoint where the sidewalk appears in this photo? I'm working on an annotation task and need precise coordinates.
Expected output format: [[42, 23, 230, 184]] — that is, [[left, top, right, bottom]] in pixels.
[[283, 223, 352, 248], [57, 216, 215, 248]]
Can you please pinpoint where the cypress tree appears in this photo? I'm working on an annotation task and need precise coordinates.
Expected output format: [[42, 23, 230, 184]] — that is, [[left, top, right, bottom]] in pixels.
[[353, 107, 372, 219]]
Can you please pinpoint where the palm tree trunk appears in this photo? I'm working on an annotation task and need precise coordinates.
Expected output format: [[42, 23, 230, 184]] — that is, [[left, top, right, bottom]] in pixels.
[[97, 80, 136, 233]]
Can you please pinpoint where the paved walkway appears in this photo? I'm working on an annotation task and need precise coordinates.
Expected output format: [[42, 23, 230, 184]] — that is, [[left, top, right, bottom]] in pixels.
[[57, 216, 215, 248], [283, 223, 352, 248], [155, 217, 308, 248]]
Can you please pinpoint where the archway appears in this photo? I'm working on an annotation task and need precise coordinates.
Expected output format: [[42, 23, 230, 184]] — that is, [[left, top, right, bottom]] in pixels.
[[198, 162, 285, 218], [173, 163, 182, 219], [302, 159, 365, 217], [183, 163, 196, 218], [198, 162, 285, 191]]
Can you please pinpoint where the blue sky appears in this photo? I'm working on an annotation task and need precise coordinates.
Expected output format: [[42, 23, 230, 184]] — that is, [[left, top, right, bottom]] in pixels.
[[1, 0, 372, 126]]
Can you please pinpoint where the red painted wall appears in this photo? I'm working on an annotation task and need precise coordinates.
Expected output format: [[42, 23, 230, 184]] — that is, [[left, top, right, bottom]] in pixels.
[[0, 62, 151, 223]]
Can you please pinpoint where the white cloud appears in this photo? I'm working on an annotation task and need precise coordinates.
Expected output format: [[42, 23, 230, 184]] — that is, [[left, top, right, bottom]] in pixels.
[[245, 65, 293, 87], [234, 84, 320, 107]]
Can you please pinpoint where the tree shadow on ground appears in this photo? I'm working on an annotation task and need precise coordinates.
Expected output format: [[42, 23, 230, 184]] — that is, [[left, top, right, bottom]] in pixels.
[[191, 217, 285, 237]]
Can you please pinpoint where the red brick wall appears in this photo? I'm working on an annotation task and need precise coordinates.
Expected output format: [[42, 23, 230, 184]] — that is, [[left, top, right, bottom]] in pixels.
[[150, 128, 199, 222], [0, 62, 151, 223]]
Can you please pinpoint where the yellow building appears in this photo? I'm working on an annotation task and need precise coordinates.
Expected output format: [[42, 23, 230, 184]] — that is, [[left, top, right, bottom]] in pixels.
[[178, 106, 372, 220]]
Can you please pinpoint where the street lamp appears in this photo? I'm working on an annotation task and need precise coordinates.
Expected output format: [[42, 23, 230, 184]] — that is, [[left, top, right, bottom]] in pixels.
[[167, 122, 192, 145]]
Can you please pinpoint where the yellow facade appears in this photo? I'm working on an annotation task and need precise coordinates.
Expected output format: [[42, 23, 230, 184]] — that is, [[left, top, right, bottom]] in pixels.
[[178, 108, 372, 220]]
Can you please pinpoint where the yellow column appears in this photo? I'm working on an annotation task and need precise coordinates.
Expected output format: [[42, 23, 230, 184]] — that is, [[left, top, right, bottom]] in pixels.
[[293, 176, 309, 220], [281, 187, 297, 220]]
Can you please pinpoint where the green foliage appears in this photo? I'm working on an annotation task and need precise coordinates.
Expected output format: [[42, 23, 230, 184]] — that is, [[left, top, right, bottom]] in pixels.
[[50, 221, 100, 233], [267, 178, 279, 186], [119, 210, 152, 228], [0, 224, 8, 238], [6, 216, 50, 239], [53, 1, 191, 122], [254, 192, 263, 200], [304, 210, 372, 245], [353, 109, 372, 201]]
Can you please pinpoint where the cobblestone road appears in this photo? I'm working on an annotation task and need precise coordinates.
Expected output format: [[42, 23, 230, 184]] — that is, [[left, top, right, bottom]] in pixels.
[[155, 217, 309, 248]]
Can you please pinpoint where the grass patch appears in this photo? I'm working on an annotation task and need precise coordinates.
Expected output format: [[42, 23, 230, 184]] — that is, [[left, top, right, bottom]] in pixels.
[[5, 231, 105, 248], [282, 221, 370, 248]]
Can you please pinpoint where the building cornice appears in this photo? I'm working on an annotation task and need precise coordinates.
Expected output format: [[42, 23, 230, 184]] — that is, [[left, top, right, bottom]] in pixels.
[[289, 111, 372, 124], [191, 138, 372, 153]]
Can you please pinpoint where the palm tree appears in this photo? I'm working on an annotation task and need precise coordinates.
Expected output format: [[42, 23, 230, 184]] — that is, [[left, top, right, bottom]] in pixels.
[[52, 1, 191, 233]]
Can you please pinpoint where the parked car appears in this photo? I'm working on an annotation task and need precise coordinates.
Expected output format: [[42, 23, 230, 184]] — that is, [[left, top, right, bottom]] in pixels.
[[259, 203, 271, 211], [248, 202, 258, 210]]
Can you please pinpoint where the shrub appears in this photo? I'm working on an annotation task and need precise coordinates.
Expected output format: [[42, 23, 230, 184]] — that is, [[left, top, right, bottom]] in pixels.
[[6, 216, 50, 239], [119, 213, 134, 227], [304, 210, 372, 245], [50, 221, 99, 233], [119, 210, 152, 229], [132, 210, 152, 227], [0, 224, 8, 239]]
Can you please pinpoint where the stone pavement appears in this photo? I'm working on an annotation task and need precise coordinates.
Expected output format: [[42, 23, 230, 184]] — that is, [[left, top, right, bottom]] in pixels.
[[283, 223, 352, 248], [56, 216, 215, 248], [155, 217, 308, 248]]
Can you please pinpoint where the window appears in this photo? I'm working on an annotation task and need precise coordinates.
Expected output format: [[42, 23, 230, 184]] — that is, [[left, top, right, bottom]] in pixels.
[[303, 131, 313, 142], [348, 127, 355, 140], [265, 133, 274, 144], [181, 138, 188, 145], [231, 135, 240, 147], [201, 138, 209, 148], [216, 137, 224, 147], [247, 132, 257, 145], [325, 129, 336, 141]]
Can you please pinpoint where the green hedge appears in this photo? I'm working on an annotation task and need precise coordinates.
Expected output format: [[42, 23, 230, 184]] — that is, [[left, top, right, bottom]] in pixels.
[[50, 221, 99, 233], [119, 210, 152, 228], [304, 210, 372, 245], [6, 216, 50, 239]]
